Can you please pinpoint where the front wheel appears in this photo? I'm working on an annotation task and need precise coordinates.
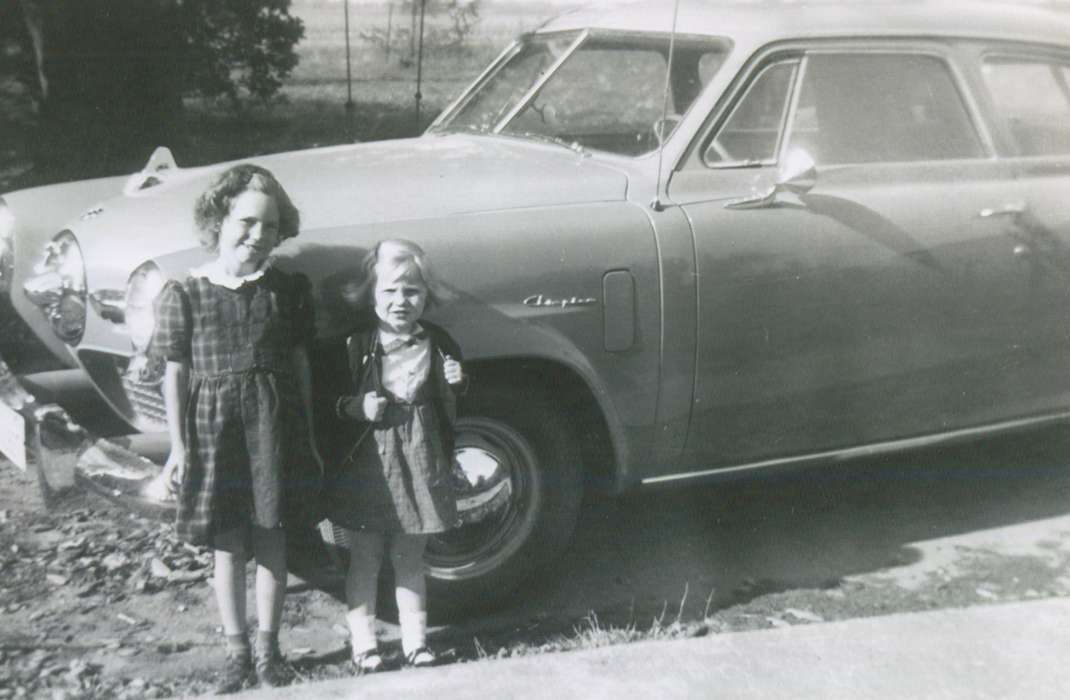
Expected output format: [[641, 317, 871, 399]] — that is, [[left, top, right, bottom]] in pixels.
[[426, 390, 583, 618]]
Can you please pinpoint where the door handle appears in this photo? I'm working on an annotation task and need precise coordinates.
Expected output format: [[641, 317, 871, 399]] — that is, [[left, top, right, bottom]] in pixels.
[[978, 201, 1027, 218]]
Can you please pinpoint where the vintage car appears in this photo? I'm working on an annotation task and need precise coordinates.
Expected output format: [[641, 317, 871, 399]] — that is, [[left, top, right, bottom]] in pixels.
[[3, 1, 1070, 613]]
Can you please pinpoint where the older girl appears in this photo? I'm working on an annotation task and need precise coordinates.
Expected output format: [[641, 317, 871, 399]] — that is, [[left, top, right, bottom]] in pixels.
[[327, 239, 465, 673], [151, 164, 322, 692]]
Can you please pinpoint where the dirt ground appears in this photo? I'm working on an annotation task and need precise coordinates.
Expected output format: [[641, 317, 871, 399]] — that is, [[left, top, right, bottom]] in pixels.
[[4, 427, 1070, 698]]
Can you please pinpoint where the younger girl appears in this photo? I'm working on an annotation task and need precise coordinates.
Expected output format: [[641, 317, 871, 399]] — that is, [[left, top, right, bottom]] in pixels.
[[327, 239, 465, 673], [151, 164, 322, 693]]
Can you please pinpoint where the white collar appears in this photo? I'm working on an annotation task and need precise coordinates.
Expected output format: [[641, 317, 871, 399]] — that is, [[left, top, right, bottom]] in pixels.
[[378, 323, 426, 351], [190, 259, 272, 290]]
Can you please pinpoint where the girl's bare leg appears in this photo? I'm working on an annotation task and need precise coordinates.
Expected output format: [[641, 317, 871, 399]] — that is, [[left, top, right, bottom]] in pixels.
[[346, 531, 386, 655], [251, 527, 287, 633], [390, 534, 430, 656], [213, 528, 256, 691], [213, 528, 248, 635]]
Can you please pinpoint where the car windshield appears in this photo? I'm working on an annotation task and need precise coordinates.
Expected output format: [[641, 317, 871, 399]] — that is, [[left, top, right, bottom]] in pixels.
[[434, 31, 729, 157]]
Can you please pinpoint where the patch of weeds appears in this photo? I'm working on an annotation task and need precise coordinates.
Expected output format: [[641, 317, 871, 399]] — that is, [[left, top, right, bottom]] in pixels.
[[468, 584, 713, 661]]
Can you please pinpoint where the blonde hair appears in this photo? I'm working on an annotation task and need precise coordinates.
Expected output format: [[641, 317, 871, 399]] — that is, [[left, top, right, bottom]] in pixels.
[[356, 239, 453, 309]]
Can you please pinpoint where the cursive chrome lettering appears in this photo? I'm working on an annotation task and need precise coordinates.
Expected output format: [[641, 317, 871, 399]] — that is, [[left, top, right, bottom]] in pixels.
[[523, 294, 598, 309]]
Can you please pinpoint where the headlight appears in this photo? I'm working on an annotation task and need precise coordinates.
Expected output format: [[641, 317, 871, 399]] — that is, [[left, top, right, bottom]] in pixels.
[[23, 231, 87, 344], [124, 261, 165, 352], [0, 197, 13, 294]]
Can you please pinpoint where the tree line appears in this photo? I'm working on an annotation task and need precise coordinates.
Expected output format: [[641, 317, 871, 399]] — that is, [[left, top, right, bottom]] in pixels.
[[2, 0, 304, 181]]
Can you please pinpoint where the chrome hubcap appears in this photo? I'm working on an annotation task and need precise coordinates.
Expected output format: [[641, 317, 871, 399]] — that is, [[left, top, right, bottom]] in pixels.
[[425, 418, 539, 580], [453, 445, 512, 525]]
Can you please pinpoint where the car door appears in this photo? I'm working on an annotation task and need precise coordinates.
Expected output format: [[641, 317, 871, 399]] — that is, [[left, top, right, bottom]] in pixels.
[[975, 48, 1070, 418], [666, 42, 1030, 470]]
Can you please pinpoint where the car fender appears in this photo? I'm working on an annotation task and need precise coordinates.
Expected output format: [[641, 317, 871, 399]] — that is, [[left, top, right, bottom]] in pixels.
[[3, 174, 132, 364], [139, 200, 658, 489]]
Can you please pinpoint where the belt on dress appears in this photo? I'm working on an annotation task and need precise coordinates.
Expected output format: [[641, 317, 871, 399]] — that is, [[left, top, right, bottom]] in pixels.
[[191, 366, 293, 380]]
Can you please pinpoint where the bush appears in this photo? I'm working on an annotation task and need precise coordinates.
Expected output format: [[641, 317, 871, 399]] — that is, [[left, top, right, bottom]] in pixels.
[[7, 0, 304, 181]]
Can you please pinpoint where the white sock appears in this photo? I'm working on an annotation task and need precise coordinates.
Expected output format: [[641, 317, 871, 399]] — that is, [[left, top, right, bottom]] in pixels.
[[346, 610, 377, 654], [399, 611, 427, 656]]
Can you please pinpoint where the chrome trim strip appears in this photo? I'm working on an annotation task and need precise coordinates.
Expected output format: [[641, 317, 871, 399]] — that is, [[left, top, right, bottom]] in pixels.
[[494, 29, 589, 134], [641, 412, 1070, 486], [430, 39, 522, 130]]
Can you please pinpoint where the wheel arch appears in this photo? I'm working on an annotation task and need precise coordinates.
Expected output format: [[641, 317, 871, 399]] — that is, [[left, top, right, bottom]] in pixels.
[[463, 356, 626, 496]]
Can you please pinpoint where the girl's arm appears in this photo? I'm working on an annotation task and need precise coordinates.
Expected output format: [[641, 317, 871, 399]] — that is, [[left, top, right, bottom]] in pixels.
[[145, 280, 192, 500], [293, 344, 325, 473], [161, 359, 189, 484], [336, 333, 385, 422]]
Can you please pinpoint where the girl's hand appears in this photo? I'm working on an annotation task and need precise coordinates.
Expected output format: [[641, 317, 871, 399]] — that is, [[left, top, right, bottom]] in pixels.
[[163, 447, 187, 492], [145, 447, 185, 502], [363, 392, 388, 422], [443, 357, 464, 385]]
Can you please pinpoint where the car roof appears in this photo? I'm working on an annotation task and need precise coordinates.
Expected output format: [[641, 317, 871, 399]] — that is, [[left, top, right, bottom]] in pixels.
[[537, 1, 1070, 50]]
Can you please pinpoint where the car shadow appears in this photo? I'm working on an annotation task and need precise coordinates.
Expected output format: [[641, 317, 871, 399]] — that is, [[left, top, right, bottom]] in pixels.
[[431, 424, 1070, 652]]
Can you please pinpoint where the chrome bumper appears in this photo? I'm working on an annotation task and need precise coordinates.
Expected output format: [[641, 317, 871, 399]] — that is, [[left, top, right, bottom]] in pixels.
[[0, 353, 174, 518]]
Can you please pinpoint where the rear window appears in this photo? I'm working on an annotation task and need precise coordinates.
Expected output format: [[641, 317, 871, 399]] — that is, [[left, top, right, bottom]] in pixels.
[[785, 53, 984, 164], [981, 57, 1070, 156]]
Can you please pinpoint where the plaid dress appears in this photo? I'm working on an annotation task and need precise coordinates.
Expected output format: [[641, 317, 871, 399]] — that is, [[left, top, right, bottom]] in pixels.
[[151, 266, 319, 545], [326, 325, 462, 535]]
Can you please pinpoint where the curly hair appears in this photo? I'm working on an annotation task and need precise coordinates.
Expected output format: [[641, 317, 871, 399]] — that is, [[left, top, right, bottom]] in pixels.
[[193, 164, 300, 252], [353, 239, 454, 310]]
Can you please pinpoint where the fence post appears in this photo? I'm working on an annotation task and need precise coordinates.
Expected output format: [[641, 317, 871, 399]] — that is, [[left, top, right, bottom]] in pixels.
[[344, 0, 355, 140], [414, 0, 427, 132]]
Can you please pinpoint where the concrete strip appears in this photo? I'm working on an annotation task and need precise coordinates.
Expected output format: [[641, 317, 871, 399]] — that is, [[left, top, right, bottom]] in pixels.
[[214, 597, 1070, 700]]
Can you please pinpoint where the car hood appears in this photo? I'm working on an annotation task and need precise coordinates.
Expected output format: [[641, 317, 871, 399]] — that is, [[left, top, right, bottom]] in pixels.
[[68, 134, 629, 280]]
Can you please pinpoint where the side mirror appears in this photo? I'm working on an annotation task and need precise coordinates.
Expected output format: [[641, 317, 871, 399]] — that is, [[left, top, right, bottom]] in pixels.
[[777, 148, 816, 194], [724, 148, 817, 210]]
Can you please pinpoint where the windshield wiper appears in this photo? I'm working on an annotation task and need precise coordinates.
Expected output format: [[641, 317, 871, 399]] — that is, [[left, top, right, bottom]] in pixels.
[[428, 123, 492, 136], [430, 124, 589, 157], [506, 131, 588, 156]]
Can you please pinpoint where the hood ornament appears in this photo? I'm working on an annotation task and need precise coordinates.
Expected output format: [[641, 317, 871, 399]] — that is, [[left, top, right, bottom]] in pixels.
[[123, 146, 179, 196]]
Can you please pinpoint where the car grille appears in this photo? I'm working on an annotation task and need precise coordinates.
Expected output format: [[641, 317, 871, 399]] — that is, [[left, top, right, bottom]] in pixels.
[[122, 373, 167, 430], [76, 350, 167, 432]]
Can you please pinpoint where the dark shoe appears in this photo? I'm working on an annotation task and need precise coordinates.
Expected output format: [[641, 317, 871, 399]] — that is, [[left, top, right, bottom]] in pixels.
[[215, 648, 252, 694], [351, 648, 386, 675], [405, 646, 438, 668], [254, 642, 291, 688]]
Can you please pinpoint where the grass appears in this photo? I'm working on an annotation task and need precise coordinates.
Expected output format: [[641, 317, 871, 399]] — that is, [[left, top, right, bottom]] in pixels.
[[557, 584, 719, 652], [470, 584, 718, 661]]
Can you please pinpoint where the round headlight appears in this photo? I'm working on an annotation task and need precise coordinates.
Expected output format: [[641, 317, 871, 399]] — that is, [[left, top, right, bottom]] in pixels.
[[125, 261, 165, 352], [23, 231, 87, 344]]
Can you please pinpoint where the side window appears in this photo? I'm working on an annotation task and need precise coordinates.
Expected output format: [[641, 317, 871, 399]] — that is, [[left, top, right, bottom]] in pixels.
[[785, 53, 984, 164], [981, 57, 1070, 156], [705, 60, 797, 166]]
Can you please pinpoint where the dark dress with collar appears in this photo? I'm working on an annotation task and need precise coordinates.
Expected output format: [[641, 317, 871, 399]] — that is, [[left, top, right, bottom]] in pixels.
[[325, 321, 463, 535], [151, 267, 320, 545]]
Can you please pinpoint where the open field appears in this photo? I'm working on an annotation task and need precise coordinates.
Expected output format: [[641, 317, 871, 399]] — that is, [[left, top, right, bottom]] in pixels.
[[0, 0, 583, 189]]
